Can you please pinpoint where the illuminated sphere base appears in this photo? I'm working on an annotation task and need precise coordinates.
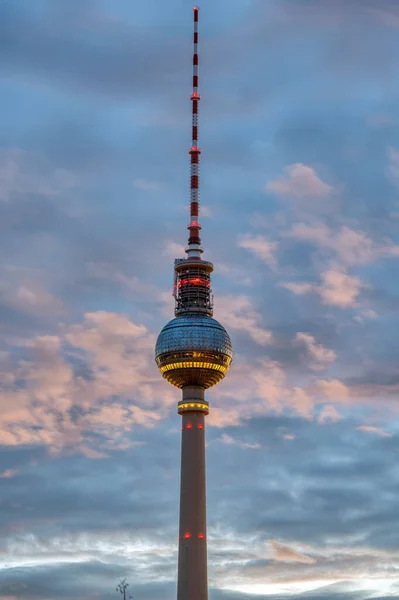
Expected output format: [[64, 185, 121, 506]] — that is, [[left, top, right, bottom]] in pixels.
[[155, 313, 233, 389]]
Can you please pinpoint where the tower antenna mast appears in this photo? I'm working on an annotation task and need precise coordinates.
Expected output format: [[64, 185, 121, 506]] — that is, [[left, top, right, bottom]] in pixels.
[[187, 6, 202, 258]]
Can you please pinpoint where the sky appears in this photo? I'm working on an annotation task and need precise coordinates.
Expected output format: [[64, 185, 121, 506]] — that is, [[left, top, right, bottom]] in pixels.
[[0, 0, 399, 598]]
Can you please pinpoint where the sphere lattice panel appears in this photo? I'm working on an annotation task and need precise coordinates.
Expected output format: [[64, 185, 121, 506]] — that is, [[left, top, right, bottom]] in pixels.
[[155, 314, 233, 389]]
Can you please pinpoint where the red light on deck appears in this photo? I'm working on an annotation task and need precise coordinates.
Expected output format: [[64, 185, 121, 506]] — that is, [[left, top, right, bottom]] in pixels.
[[186, 423, 193, 429], [178, 278, 210, 288], [184, 532, 192, 539], [197, 424, 203, 429], [198, 532, 205, 539]]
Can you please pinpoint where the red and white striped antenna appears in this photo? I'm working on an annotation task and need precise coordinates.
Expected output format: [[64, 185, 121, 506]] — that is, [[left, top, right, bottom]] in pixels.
[[186, 6, 203, 258]]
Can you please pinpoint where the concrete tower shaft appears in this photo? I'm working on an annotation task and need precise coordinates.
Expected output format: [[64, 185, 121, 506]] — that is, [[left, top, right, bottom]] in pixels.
[[177, 390, 208, 600]]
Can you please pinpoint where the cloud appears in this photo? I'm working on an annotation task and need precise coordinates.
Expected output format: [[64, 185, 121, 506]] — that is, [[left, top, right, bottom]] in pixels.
[[355, 425, 392, 438], [270, 540, 316, 565], [233, 359, 314, 419], [293, 332, 336, 371], [219, 433, 261, 450], [133, 178, 161, 191], [290, 387, 314, 419], [238, 234, 278, 270], [211, 356, 316, 423], [335, 227, 376, 266], [0, 148, 77, 202], [318, 269, 363, 307], [0, 280, 64, 317], [318, 405, 342, 424], [281, 269, 363, 308], [354, 309, 378, 323], [0, 311, 173, 454], [217, 295, 273, 346], [266, 163, 332, 199], [289, 223, 399, 267], [280, 281, 314, 296], [281, 220, 398, 315], [317, 379, 351, 403], [207, 408, 243, 429], [200, 205, 212, 218], [0, 469, 18, 478], [86, 262, 159, 298], [163, 241, 186, 259], [251, 360, 286, 413], [218, 263, 253, 287]]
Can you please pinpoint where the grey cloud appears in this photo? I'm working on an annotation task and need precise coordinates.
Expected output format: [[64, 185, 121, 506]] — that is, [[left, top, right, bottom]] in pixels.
[[1, 415, 398, 598]]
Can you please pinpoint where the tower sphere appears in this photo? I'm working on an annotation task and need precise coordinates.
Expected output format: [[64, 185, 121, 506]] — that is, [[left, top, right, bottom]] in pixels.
[[155, 313, 233, 389]]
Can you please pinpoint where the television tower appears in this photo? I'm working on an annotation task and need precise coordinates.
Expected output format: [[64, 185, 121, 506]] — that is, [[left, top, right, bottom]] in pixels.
[[155, 7, 233, 600]]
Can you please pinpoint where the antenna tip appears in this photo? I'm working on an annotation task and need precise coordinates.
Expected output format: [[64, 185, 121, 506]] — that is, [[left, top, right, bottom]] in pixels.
[[193, 6, 199, 11]]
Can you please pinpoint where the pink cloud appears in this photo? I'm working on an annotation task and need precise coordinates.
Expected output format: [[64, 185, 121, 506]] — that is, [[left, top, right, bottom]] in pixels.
[[290, 387, 313, 419], [207, 407, 242, 428], [318, 269, 363, 307], [0, 469, 18, 478], [238, 234, 278, 270], [317, 379, 350, 403], [281, 269, 363, 308], [288, 222, 332, 247], [293, 332, 336, 371], [266, 163, 332, 199], [217, 295, 273, 346], [270, 541, 316, 565], [318, 405, 342, 424], [289, 223, 399, 267], [211, 356, 316, 423], [0, 311, 174, 454], [252, 360, 286, 412], [355, 425, 392, 438]]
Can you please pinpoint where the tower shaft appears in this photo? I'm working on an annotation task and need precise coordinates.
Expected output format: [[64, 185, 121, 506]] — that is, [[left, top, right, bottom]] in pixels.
[[177, 387, 208, 600]]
